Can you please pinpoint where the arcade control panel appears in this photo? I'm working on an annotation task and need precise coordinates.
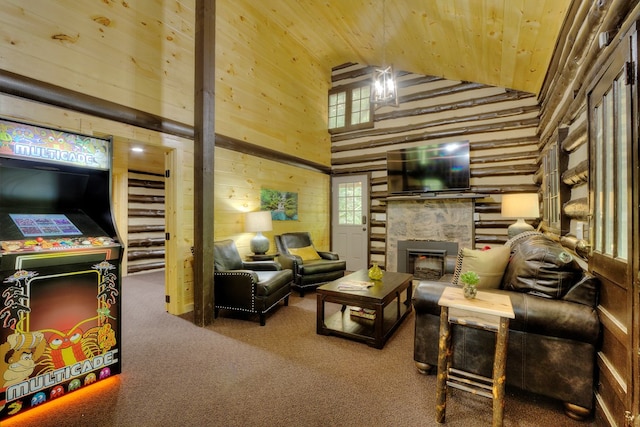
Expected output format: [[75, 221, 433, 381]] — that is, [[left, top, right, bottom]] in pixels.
[[0, 212, 119, 255], [1, 235, 118, 254]]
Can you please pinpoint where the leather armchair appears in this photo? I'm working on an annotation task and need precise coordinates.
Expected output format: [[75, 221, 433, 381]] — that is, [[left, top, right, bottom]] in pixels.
[[274, 232, 346, 296], [214, 239, 292, 326]]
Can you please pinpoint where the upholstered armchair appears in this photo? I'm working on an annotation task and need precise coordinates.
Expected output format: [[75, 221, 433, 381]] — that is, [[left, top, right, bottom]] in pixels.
[[274, 232, 346, 296], [213, 239, 292, 326]]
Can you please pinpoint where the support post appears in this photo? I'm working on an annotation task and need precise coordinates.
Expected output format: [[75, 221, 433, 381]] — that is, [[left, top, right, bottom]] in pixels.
[[193, 0, 216, 326]]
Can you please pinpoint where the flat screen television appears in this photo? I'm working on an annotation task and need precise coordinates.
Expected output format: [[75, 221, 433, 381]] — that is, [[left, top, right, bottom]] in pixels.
[[387, 141, 470, 194]]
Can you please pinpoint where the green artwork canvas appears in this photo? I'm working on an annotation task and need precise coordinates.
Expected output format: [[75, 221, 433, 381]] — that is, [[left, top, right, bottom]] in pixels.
[[260, 188, 298, 221]]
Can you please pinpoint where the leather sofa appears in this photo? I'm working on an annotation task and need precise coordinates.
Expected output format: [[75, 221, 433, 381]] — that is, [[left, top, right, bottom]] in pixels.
[[274, 232, 346, 296], [213, 239, 292, 325], [412, 233, 600, 420]]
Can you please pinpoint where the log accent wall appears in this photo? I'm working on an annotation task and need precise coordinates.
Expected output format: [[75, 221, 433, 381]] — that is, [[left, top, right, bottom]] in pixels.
[[536, 2, 639, 425], [330, 64, 540, 266], [127, 171, 166, 274], [537, 0, 633, 243]]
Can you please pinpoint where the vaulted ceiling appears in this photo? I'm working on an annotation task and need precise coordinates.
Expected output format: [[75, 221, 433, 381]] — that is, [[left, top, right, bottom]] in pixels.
[[251, 0, 573, 95]]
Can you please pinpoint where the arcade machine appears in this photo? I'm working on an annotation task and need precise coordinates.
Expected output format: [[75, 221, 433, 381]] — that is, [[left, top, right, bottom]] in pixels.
[[0, 118, 123, 421]]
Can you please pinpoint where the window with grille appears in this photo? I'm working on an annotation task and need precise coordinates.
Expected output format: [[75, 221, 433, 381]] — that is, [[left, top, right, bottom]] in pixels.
[[328, 84, 373, 133], [542, 142, 561, 230]]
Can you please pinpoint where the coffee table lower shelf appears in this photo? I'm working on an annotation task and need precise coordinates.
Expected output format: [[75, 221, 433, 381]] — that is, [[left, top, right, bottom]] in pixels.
[[316, 269, 414, 349], [318, 301, 411, 349]]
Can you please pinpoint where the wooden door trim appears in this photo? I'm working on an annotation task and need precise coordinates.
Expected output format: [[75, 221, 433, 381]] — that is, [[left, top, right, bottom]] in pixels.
[[587, 21, 638, 425]]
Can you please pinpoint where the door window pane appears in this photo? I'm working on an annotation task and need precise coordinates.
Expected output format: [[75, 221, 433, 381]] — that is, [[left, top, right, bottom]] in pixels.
[[594, 102, 604, 253], [615, 76, 629, 259], [592, 70, 630, 260], [604, 91, 614, 255], [337, 182, 362, 225]]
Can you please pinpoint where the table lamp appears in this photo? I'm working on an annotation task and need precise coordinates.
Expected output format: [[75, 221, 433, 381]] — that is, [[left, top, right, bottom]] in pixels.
[[245, 211, 273, 255], [501, 193, 539, 238]]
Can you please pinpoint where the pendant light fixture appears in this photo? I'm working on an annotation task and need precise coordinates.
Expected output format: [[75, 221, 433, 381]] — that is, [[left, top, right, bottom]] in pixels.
[[371, 0, 398, 107]]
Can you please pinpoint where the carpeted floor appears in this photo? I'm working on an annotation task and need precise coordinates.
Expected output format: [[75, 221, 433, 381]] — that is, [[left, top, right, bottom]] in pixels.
[[6, 271, 597, 426]]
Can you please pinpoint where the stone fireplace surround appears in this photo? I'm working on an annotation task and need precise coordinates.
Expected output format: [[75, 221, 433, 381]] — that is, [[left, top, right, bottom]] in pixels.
[[386, 198, 474, 272]]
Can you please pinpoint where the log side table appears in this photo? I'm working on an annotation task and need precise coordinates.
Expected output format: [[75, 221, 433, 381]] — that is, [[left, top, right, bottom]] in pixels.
[[435, 286, 515, 427]]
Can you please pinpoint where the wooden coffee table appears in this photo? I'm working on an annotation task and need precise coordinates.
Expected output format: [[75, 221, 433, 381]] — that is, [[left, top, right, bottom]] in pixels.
[[316, 269, 414, 349]]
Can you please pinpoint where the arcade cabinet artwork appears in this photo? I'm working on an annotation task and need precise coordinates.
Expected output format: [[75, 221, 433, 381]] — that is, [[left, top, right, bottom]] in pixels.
[[0, 118, 123, 421]]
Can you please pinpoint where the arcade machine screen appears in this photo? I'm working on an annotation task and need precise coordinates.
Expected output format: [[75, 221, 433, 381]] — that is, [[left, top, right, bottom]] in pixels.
[[11, 213, 83, 237], [0, 118, 122, 421]]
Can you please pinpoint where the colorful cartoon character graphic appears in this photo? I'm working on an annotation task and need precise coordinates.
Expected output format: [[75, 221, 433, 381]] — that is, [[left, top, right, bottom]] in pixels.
[[46, 326, 90, 369], [36, 319, 116, 374], [0, 332, 46, 414], [49, 385, 64, 400], [0, 331, 46, 388], [30, 391, 45, 407]]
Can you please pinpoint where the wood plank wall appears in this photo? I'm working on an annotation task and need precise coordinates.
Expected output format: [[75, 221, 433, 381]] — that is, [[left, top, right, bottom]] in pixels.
[[215, 1, 332, 166], [0, 1, 334, 315], [0, 1, 195, 126], [330, 64, 540, 267], [214, 147, 331, 255]]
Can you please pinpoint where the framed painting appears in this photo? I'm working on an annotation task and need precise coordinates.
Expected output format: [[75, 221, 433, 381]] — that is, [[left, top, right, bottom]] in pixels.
[[260, 188, 298, 220]]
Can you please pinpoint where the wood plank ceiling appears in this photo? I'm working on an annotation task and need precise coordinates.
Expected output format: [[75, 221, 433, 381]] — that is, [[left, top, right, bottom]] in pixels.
[[130, 0, 572, 172], [250, 0, 573, 95]]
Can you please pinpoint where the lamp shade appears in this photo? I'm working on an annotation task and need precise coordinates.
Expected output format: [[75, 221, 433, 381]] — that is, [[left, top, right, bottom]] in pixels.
[[245, 211, 273, 232], [501, 193, 539, 218], [501, 193, 539, 238]]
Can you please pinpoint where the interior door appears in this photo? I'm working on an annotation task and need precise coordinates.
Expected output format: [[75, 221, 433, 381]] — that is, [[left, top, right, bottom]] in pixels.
[[587, 23, 639, 427], [331, 174, 369, 271]]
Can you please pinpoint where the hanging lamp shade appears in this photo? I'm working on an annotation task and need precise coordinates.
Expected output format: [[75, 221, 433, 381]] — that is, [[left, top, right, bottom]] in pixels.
[[371, 0, 398, 108], [372, 65, 398, 107]]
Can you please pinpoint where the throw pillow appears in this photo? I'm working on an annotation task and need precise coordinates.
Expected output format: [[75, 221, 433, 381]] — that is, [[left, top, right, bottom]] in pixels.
[[502, 234, 582, 299], [453, 245, 511, 289], [451, 248, 465, 285], [288, 245, 321, 261]]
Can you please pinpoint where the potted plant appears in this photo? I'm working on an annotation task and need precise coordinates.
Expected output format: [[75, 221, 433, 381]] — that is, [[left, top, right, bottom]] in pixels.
[[459, 271, 479, 299]]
